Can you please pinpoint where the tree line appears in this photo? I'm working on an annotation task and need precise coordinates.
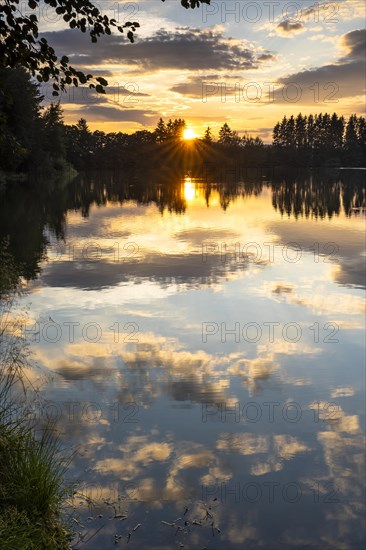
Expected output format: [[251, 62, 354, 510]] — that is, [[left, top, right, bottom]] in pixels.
[[0, 68, 264, 176], [1, 68, 366, 181], [273, 113, 366, 150]]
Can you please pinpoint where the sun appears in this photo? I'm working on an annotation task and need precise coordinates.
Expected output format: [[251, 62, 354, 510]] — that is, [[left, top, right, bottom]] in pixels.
[[183, 127, 196, 140]]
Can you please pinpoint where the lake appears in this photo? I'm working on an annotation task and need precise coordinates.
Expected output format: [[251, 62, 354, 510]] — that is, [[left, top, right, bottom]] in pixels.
[[1, 167, 365, 549]]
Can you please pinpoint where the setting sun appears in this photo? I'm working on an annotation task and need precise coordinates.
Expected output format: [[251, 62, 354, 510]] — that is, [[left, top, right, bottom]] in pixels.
[[183, 128, 197, 140]]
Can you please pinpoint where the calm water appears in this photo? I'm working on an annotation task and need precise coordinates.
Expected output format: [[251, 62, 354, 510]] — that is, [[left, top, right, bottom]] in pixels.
[[1, 168, 365, 549]]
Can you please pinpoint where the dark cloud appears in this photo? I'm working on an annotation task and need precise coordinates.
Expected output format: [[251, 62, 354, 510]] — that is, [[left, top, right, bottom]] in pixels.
[[340, 29, 366, 61], [170, 78, 209, 99], [257, 53, 277, 61], [276, 20, 305, 35], [41, 249, 263, 291], [274, 29, 366, 103], [41, 86, 148, 108], [104, 86, 149, 97], [171, 66, 276, 100], [69, 105, 158, 125], [168, 46, 275, 99], [40, 27, 268, 72]]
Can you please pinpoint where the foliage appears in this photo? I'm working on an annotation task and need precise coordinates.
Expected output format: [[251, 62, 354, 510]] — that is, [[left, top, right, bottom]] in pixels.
[[0, 67, 71, 173], [0, 0, 140, 94], [0, 67, 43, 171], [163, 0, 211, 7], [0, 0, 210, 94], [0, 238, 21, 298]]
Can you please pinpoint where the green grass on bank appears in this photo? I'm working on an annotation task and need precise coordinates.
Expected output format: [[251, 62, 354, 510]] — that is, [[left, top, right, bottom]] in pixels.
[[0, 423, 72, 550], [0, 251, 73, 550]]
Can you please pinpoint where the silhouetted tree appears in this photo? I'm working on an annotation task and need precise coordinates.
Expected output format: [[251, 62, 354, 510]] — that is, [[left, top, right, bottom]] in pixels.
[[41, 102, 66, 167], [203, 127, 213, 143], [0, 67, 43, 171], [166, 118, 186, 140], [357, 116, 366, 146], [295, 113, 307, 147], [344, 114, 359, 150], [154, 118, 186, 142], [241, 134, 264, 147], [155, 118, 167, 143], [307, 114, 315, 148], [273, 122, 281, 147], [330, 113, 345, 149], [218, 123, 241, 145]]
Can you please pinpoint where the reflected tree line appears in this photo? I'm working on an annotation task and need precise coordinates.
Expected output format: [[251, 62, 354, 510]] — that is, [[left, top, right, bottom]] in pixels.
[[271, 178, 362, 219], [0, 166, 364, 291]]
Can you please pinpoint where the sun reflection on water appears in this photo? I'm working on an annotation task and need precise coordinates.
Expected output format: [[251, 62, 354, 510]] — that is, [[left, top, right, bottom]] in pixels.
[[183, 176, 196, 202]]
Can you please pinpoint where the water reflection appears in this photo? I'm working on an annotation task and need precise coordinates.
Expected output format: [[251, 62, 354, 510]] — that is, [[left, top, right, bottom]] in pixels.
[[0, 168, 365, 549], [0, 169, 365, 290]]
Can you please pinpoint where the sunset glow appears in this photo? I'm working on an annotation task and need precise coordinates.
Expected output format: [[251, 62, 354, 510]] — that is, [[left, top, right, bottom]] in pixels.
[[38, 0, 365, 140], [183, 128, 197, 140]]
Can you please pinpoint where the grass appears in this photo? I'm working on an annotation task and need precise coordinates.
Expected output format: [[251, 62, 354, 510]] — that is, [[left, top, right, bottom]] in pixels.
[[0, 424, 72, 549], [0, 241, 73, 549]]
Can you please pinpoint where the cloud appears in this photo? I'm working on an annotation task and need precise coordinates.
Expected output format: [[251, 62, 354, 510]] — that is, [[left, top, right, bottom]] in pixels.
[[217, 433, 270, 455], [40, 27, 266, 72], [276, 20, 305, 37], [257, 53, 277, 61], [340, 28, 366, 60], [274, 28, 366, 102], [268, 217, 366, 290], [171, 73, 276, 101], [170, 78, 217, 99], [68, 105, 158, 125]]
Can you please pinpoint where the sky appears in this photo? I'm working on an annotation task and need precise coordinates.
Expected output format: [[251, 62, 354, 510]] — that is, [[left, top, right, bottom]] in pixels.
[[35, 0, 366, 140]]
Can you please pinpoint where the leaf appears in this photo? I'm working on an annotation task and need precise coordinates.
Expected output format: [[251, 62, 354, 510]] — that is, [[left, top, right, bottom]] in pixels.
[[96, 77, 108, 86]]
